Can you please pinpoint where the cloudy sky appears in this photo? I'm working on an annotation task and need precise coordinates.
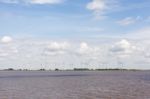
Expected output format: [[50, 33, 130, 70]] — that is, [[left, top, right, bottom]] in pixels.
[[0, 0, 150, 69]]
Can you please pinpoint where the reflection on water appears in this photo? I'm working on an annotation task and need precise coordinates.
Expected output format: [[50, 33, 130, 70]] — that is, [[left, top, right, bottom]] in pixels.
[[0, 71, 150, 99]]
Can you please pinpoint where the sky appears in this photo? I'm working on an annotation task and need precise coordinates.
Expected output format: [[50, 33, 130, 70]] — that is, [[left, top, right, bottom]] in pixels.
[[0, 0, 150, 69]]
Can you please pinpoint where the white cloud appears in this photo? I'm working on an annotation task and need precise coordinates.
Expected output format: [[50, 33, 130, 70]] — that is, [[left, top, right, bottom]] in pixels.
[[110, 39, 137, 57], [0, 52, 9, 57], [0, 36, 18, 56], [45, 41, 70, 55], [78, 42, 90, 55], [1, 36, 13, 43], [77, 42, 99, 56], [0, 37, 149, 69], [47, 42, 69, 51], [87, 0, 107, 13], [117, 16, 141, 26], [86, 0, 118, 19], [144, 52, 150, 58]]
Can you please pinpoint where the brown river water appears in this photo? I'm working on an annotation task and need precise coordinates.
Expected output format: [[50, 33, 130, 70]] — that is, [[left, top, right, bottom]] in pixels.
[[0, 71, 150, 99]]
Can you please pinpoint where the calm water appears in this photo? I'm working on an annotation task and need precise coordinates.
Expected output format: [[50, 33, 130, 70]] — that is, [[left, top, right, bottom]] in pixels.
[[0, 71, 150, 99]]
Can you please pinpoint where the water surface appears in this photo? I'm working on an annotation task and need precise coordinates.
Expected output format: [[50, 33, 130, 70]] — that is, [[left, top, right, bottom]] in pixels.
[[0, 71, 150, 99]]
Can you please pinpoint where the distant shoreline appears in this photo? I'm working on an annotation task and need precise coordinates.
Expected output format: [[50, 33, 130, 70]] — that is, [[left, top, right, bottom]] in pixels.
[[0, 68, 145, 71]]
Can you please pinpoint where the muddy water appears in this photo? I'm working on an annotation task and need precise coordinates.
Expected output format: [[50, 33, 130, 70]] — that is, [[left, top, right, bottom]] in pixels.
[[0, 71, 150, 99]]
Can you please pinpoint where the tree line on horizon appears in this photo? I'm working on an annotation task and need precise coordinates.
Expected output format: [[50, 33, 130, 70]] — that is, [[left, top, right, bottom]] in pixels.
[[0, 68, 138, 71]]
